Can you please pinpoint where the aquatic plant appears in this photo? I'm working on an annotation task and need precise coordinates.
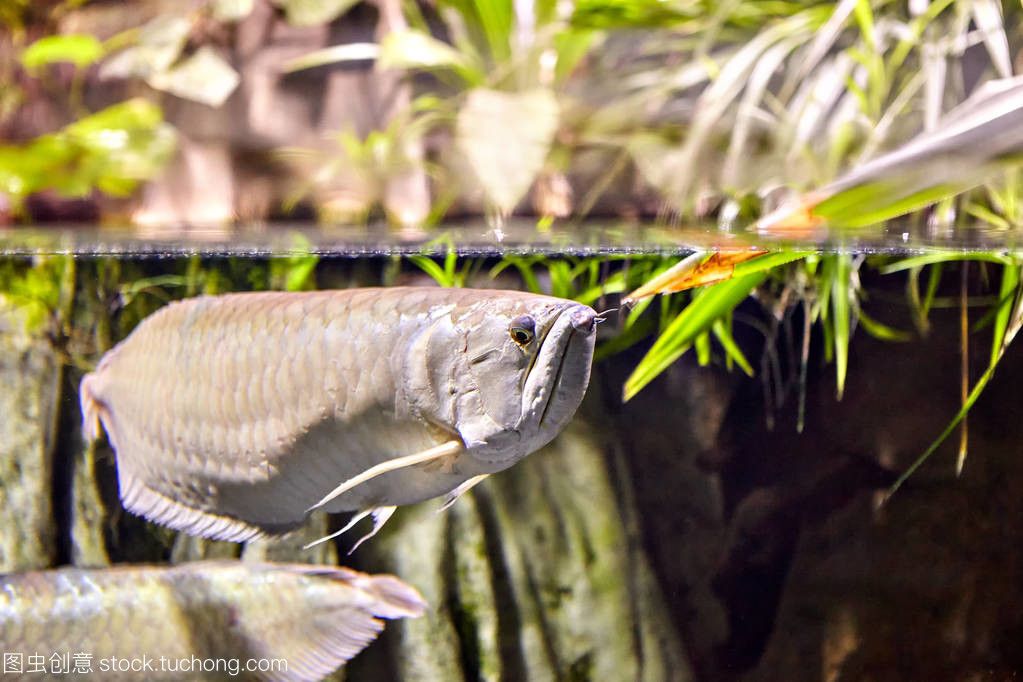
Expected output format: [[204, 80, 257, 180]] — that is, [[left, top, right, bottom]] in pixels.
[[0, 4, 243, 217], [3, 0, 1023, 226], [0, 254, 74, 335], [266, 0, 1023, 230], [0, 100, 176, 216], [619, 249, 1023, 493]]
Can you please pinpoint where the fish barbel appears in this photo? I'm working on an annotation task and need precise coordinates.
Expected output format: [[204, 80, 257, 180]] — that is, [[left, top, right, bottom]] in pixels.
[[0, 560, 426, 681], [80, 287, 597, 543]]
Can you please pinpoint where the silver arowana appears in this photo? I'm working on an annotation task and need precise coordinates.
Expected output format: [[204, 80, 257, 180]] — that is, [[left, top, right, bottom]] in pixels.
[[0, 561, 425, 682], [80, 287, 597, 544]]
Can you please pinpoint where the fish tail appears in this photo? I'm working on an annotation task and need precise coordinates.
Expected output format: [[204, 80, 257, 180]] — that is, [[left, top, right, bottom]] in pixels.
[[358, 574, 428, 619], [289, 565, 428, 618], [79, 371, 105, 442]]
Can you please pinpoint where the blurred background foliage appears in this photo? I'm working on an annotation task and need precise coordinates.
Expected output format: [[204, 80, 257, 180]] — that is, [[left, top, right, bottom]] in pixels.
[[2, 0, 1023, 229]]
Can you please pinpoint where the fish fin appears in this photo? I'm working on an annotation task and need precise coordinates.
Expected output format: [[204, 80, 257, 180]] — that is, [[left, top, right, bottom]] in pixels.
[[302, 506, 397, 553], [437, 474, 490, 513], [207, 563, 426, 682], [306, 440, 464, 513], [78, 371, 105, 442], [303, 509, 373, 550], [273, 564, 427, 618], [349, 506, 396, 554], [351, 571, 428, 619], [119, 469, 280, 543]]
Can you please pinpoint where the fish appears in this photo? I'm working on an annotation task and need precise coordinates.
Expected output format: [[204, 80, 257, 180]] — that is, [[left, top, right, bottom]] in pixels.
[[0, 560, 426, 681], [79, 287, 597, 545]]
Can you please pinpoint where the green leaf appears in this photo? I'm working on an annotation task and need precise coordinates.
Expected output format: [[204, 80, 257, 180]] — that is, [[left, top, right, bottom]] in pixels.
[[0, 98, 174, 204], [885, 360, 999, 501], [409, 255, 454, 287], [119, 274, 188, 305], [67, 99, 176, 193], [992, 264, 1020, 364], [491, 255, 543, 293], [21, 34, 103, 72], [813, 181, 964, 228], [966, 201, 1013, 229], [830, 255, 852, 399], [0, 255, 73, 334], [272, 0, 359, 26], [456, 88, 559, 215], [879, 252, 1010, 274], [440, 0, 513, 63], [570, 0, 694, 28], [732, 251, 813, 277], [624, 294, 654, 329], [68, 98, 164, 135], [285, 257, 318, 291], [712, 318, 754, 376], [146, 46, 240, 107], [695, 329, 711, 366], [624, 271, 767, 401], [857, 308, 912, 342], [553, 29, 599, 83]]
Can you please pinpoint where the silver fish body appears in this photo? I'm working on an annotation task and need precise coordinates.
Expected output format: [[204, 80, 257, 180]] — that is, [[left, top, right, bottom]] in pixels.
[[0, 561, 425, 681], [80, 287, 597, 541]]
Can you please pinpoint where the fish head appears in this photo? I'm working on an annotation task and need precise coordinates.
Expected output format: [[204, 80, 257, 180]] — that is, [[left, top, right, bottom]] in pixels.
[[427, 292, 597, 468]]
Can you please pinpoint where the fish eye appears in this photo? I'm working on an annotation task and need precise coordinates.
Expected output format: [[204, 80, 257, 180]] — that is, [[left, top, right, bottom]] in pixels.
[[509, 315, 535, 345]]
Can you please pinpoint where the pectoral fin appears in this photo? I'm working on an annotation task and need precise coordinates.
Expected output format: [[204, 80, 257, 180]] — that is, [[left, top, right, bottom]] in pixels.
[[303, 506, 397, 554], [306, 440, 464, 513], [437, 474, 490, 513]]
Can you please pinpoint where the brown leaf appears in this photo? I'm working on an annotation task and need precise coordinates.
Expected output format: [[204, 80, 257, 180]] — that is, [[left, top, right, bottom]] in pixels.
[[625, 250, 768, 302]]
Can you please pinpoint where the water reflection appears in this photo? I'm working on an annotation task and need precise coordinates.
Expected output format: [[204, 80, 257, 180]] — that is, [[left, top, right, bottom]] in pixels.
[[1, 219, 1021, 256]]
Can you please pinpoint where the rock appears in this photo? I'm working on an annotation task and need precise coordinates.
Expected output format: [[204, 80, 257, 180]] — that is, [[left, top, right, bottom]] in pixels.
[[725, 302, 1023, 681], [353, 407, 693, 681], [0, 306, 62, 571], [70, 440, 112, 566]]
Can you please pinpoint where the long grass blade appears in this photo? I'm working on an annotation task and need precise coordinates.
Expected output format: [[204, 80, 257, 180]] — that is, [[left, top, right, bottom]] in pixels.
[[831, 254, 852, 399], [695, 329, 711, 365], [759, 75, 1023, 231], [624, 270, 767, 401], [879, 252, 1010, 274], [712, 318, 754, 376], [957, 262, 969, 475], [883, 360, 997, 503], [408, 255, 452, 287], [991, 263, 1021, 364], [857, 308, 912, 342]]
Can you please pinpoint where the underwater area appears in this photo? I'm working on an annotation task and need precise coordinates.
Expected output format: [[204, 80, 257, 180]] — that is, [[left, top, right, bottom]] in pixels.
[[5, 0, 1023, 681], [4, 226, 1023, 682]]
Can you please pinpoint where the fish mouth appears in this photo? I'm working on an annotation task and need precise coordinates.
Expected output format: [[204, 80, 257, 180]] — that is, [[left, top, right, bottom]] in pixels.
[[537, 326, 573, 428], [523, 304, 596, 433]]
